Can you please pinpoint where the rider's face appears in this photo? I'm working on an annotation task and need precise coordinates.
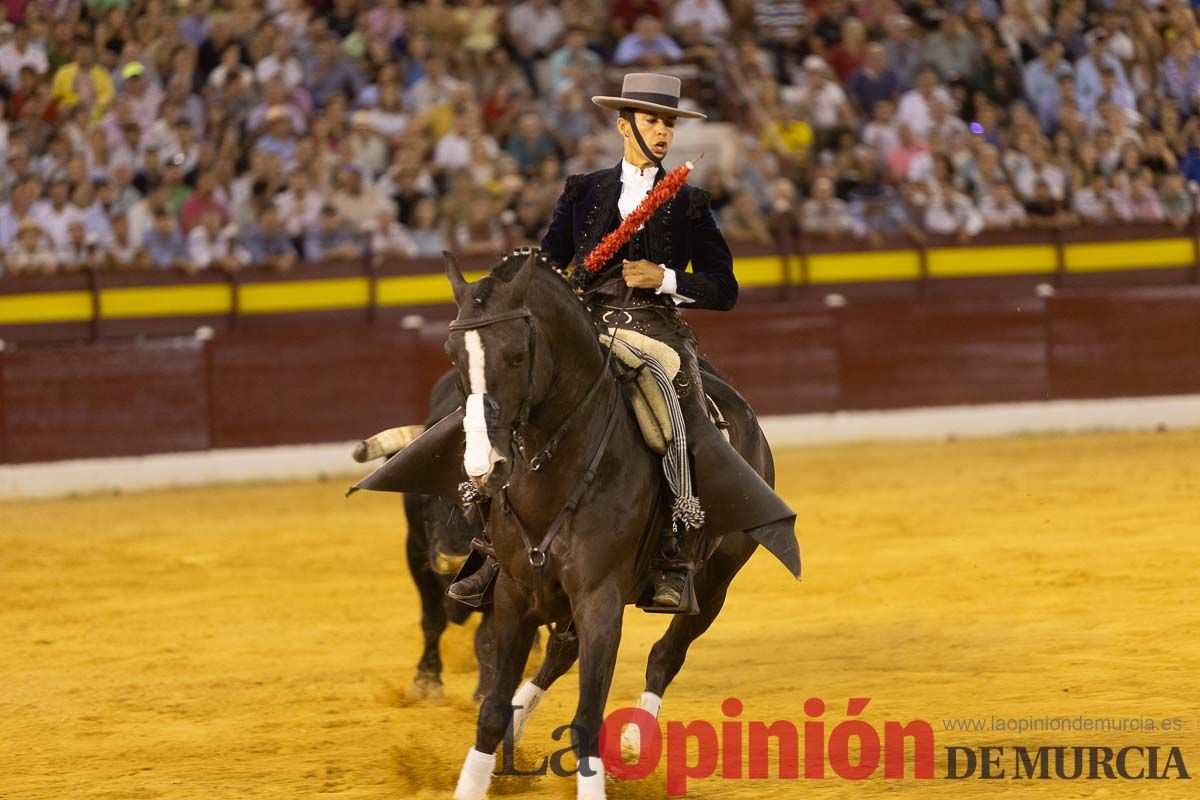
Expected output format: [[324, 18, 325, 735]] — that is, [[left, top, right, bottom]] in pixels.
[[621, 111, 676, 163]]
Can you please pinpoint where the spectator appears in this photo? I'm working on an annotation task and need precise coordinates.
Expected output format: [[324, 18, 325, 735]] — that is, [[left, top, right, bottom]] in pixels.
[[827, 18, 868, 83], [1072, 172, 1117, 225], [104, 215, 149, 270], [1159, 174, 1193, 230], [179, 171, 227, 234], [49, 40, 114, 113], [923, 13, 980, 83], [720, 191, 772, 244], [1119, 171, 1165, 224], [883, 13, 922, 91], [409, 196, 448, 257], [0, 177, 40, 249], [789, 56, 851, 146], [5, 219, 57, 276], [924, 179, 984, 241], [847, 179, 921, 245], [1022, 38, 1072, 115], [32, 179, 81, 249], [331, 166, 393, 232], [369, 210, 418, 260], [613, 16, 684, 67], [305, 206, 366, 262], [240, 206, 298, 271], [143, 210, 190, 270], [1023, 180, 1071, 228], [669, 0, 730, 40], [455, 196, 505, 255], [57, 219, 102, 272], [186, 210, 245, 272], [505, 112, 561, 175], [255, 34, 305, 89], [275, 171, 325, 238], [0, 23, 48, 86], [546, 28, 604, 99], [979, 183, 1028, 230], [846, 42, 899, 119], [896, 65, 954, 139], [305, 35, 364, 109], [801, 176, 852, 239]]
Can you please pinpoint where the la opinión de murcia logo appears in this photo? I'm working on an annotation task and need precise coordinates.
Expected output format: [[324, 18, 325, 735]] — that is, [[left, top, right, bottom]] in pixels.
[[494, 697, 1191, 796]]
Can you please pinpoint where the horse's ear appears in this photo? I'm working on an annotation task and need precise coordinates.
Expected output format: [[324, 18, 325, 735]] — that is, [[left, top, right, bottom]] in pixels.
[[443, 250, 468, 304], [510, 252, 536, 297]]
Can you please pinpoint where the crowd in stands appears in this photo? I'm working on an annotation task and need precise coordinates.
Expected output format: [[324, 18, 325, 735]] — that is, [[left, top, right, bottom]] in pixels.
[[3, 0, 1200, 277]]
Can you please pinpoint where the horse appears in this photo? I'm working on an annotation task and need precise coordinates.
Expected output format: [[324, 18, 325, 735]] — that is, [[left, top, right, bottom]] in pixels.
[[436, 250, 796, 800]]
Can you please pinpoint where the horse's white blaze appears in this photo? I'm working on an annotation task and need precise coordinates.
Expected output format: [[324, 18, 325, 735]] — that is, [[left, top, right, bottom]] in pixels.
[[510, 681, 545, 744], [462, 331, 494, 478], [577, 757, 605, 800], [453, 747, 495, 800], [620, 691, 662, 757]]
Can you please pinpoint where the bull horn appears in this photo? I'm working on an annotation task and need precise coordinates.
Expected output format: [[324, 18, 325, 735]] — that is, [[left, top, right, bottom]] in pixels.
[[352, 425, 425, 462]]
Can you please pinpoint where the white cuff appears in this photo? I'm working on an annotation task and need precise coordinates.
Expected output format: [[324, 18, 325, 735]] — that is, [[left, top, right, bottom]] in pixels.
[[654, 264, 695, 305]]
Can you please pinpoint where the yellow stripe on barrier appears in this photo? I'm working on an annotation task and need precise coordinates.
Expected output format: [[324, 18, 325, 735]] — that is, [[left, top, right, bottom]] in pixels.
[[808, 250, 920, 282], [239, 277, 371, 313], [734, 256, 788, 287], [1066, 238, 1193, 272], [101, 284, 232, 319], [928, 244, 1058, 276], [377, 271, 488, 307], [0, 290, 92, 324]]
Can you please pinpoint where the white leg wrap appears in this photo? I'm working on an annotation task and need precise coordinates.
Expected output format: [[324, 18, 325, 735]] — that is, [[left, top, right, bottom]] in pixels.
[[509, 681, 545, 744], [577, 756, 606, 800], [620, 692, 662, 757], [453, 747, 495, 800]]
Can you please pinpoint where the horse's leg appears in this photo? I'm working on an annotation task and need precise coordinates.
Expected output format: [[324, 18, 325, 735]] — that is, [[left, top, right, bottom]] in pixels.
[[406, 500, 447, 698], [570, 583, 624, 800], [510, 621, 578, 744], [453, 573, 538, 800], [621, 536, 757, 754], [472, 608, 496, 703]]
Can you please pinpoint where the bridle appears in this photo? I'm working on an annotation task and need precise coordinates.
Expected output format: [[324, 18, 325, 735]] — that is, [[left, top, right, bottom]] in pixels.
[[445, 284, 634, 571]]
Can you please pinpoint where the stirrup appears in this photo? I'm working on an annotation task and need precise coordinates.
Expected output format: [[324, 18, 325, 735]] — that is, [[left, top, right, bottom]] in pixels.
[[636, 567, 699, 615], [446, 550, 497, 608]]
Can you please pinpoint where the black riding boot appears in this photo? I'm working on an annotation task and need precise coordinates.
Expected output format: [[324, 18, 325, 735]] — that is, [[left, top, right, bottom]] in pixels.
[[447, 555, 498, 605], [651, 525, 692, 608]]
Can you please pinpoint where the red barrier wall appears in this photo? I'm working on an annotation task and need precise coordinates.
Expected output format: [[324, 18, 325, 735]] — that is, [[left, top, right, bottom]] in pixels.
[[1, 287, 1198, 464]]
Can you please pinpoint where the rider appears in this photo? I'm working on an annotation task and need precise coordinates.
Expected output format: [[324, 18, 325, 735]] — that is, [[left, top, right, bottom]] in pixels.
[[449, 73, 792, 611]]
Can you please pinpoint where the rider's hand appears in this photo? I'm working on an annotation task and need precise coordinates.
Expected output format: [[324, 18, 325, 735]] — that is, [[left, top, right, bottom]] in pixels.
[[622, 259, 664, 290]]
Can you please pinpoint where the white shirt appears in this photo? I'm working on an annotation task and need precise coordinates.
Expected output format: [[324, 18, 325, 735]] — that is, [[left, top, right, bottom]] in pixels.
[[619, 159, 693, 305]]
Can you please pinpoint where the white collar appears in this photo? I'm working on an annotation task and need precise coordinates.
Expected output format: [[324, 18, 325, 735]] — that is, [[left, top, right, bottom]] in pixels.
[[621, 159, 658, 183]]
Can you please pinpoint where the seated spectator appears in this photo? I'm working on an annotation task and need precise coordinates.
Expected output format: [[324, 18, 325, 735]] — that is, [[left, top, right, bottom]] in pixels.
[[275, 171, 326, 238], [143, 210, 190, 270], [331, 165, 393, 233], [1159, 174, 1193, 229], [720, 191, 772, 244], [455, 198, 505, 255], [790, 56, 851, 146], [56, 220, 103, 272], [505, 113, 561, 175], [1023, 180, 1072, 229], [304, 35, 365, 109], [5, 219, 58, 276], [896, 65, 954, 139], [613, 16, 682, 67], [924, 179, 984, 241], [0, 24, 49, 87], [104, 215, 149, 270], [49, 40, 115, 113], [254, 106, 299, 170], [240, 207, 298, 271], [504, 193, 551, 247], [369, 210, 418, 261], [409, 197, 448, 257], [0, 177, 41, 249], [32, 179, 82, 249], [187, 210, 246, 272], [669, 0, 730, 40], [305, 206, 366, 262], [801, 176, 853, 239], [179, 172, 228, 234], [546, 28, 604, 98], [847, 177, 923, 245], [979, 183, 1028, 230], [1119, 172, 1164, 224], [846, 42, 899, 119], [255, 33, 304, 89], [1072, 172, 1118, 224], [886, 124, 929, 180], [347, 112, 389, 179]]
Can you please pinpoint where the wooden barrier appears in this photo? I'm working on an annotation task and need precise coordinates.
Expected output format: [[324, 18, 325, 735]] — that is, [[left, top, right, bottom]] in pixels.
[[2, 286, 1198, 464]]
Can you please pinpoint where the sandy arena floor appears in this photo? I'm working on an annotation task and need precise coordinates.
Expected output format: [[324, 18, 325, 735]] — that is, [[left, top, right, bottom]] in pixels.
[[2, 430, 1198, 799]]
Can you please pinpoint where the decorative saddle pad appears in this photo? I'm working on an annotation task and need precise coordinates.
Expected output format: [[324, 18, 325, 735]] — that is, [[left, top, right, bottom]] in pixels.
[[599, 328, 680, 456]]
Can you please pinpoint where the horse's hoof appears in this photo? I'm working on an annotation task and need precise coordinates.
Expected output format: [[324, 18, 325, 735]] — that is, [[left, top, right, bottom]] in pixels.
[[413, 672, 444, 699]]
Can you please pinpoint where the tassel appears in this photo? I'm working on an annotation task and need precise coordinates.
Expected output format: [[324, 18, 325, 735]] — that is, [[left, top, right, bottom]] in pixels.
[[672, 494, 705, 530], [583, 161, 694, 272], [458, 481, 483, 505]]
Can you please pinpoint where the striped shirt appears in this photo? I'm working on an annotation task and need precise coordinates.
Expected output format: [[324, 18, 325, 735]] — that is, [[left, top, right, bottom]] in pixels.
[[754, 0, 808, 40]]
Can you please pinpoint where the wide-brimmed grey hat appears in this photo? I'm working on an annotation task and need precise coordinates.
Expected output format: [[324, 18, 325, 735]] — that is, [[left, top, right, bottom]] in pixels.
[[591, 73, 707, 120]]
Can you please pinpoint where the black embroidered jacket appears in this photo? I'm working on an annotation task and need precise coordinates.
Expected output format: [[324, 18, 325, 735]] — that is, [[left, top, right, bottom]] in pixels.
[[539, 161, 738, 311]]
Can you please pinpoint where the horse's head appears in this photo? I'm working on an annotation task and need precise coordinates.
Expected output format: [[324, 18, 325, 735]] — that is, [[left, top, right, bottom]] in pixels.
[[443, 249, 556, 495]]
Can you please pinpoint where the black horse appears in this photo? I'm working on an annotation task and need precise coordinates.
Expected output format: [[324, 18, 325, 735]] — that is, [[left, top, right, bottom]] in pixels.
[[423, 252, 798, 800]]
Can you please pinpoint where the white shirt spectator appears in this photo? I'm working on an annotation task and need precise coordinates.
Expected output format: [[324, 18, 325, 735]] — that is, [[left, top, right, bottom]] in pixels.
[[792, 80, 848, 130], [433, 131, 499, 172], [896, 87, 954, 139], [255, 54, 305, 89], [980, 195, 1028, 229], [670, 0, 731, 38], [863, 120, 900, 160], [0, 37, 48, 85], [32, 203, 84, 249], [370, 219, 418, 259], [1014, 162, 1066, 201], [187, 224, 247, 268], [361, 107, 409, 139], [506, 1, 566, 53], [925, 191, 984, 236], [275, 189, 325, 237]]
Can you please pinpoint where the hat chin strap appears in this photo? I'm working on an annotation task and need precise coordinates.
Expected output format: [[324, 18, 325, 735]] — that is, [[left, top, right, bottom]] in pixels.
[[621, 109, 663, 171]]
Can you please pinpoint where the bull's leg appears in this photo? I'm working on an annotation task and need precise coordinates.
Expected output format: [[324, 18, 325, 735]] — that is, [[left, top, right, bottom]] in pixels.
[[570, 583, 624, 800], [406, 510, 448, 698], [472, 608, 496, 703], [454, 573, 537, 800], [621, 536, 756, 755], [510, 621, 578, 744]]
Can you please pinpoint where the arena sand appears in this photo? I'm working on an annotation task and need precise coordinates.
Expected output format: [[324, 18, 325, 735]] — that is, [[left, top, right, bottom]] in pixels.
[[2, 429, 1198, 799]]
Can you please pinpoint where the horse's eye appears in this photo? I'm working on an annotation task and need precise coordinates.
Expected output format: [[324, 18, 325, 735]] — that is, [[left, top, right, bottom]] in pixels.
[[507, 352, 525, 367]]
